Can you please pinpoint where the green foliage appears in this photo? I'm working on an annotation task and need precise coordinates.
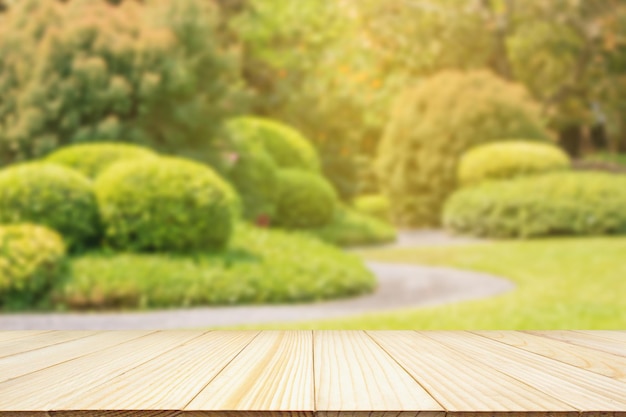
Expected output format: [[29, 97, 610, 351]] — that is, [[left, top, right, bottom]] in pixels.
[[274, 169, 337, 229], [308, 206, 396, 247], [0, 0, 244, 164], [0, 224, 66, 310], [458, 141, 571, 186], [53, 224, 376, 309], [45, 142, 157, 179], [225, 117, 320, 172], [0, 163, 99, 249], [443, 172, 626, 238], [208, 120, 280, 220], [95, 156, 239, 252], [377, 70, 550, 227], [353, 194, 392, 222]]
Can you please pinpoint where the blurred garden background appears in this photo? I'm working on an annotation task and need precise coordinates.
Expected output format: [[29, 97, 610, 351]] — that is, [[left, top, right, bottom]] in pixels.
[[0, 0, 625, 329]]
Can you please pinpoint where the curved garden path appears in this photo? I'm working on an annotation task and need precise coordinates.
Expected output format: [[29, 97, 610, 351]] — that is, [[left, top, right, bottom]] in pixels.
[[0, 231, 514, 330]]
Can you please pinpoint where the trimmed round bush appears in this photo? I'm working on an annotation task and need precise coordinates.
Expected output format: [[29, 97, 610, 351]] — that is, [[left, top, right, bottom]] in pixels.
[[45, 142, 157, 179], [225, 117, 321, 172], [459, 141, 571, 186], [0, 163, 100, 249], [377, 70, 550, 227], [353, 194, 392, 222], [95, 157, 239, 252], [210, 124, 279, 221], [274, 169, 337, 229], [443, 172, 626, 238], [0, 224, 66, 309]]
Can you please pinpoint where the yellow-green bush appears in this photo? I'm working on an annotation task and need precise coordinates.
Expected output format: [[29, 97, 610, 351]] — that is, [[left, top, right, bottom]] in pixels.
[[443, 172, 626, 238], [0, 163, 100, 249], [225, 117, 321, 172], [45, 142, 157, 179], [377, 70, 550, 227], [274, 169, 337, 228], [95, 157, 239, 252], [0, 224, 66, 309], [353, 194, 391, 222], [459, 141, 570, 186]]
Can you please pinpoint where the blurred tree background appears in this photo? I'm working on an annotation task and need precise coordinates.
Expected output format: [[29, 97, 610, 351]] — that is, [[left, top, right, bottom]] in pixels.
[[2, 0, 626, 200]]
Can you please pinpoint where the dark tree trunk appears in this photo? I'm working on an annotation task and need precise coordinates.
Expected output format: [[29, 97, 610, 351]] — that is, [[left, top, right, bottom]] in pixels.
[[590, 123, 608, 151], [559, 125, 583, 158]]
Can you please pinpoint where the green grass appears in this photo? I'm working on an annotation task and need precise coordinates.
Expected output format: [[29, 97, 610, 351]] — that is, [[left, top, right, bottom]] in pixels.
[[51, 224, 375, 310], [584, 151, 626, 167], [234, 237, 626, 329]]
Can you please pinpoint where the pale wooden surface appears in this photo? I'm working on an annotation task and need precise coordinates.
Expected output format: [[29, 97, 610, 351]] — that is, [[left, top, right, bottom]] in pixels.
[[0, 331, 624, 416]]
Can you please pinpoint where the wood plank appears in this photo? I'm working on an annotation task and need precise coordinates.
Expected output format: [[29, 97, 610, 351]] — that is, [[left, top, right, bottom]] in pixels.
[[313, 330, 443, 414], [529, 330, 626, 358], [573, 330, 626, 344], [0, 330, 53, 343], [0, 331, 95, 359], [186, 331, 313, 415], [426, 331, 626, 412], [368, 331, 577, 413], [0, 331, 153, 383], [474, 330, 626, 382], [61, 331, 258, 411], [0, 331, 201, 411]]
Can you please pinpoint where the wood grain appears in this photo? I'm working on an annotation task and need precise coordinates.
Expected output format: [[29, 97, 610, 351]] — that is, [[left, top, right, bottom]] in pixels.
[[186, 331, 313, 414], [529, 330, 626, 358], [426, 331, 626, 411], [474, 330, 626, 382], [314, 330, 443, 413], [0, 331, 95, 359], [368, 331, 577, 413]]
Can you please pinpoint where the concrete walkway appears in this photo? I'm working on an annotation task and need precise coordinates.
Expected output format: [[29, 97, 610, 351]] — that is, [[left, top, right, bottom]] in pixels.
[[0, 230, 514, 330]]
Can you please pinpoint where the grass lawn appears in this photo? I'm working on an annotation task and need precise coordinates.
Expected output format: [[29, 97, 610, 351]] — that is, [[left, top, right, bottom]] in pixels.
[[233, 237, 626, 329]]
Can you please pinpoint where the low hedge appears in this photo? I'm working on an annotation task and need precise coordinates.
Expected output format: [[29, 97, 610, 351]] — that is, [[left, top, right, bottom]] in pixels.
[[225, 117, 320, 172], [53, 224, 376, 309], [274, 169, 338, 228], [458, 141, 570, 186], [353, 194, 392, 222], [0, 163, 100, 249], [45, 142, 157, 179], [95, 157, 239, 252], [443, 172, 626, 238], [0, 224, 66, 310], [308, 206, 397, 247]]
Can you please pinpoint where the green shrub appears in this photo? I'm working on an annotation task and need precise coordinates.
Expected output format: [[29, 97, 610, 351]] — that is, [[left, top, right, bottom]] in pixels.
[[377, 70, 550, 227], [459, 141, 570, 186], [353, 194, 392, 222], [45, 142, 157, 179], [209, 123, 279, 221], [95, 156, 239, 252], [0, 163, 99, 249], [0, 0, 243, 164], [443, 172, 626, 238], [53, 224, 376, 309], [225, 117, 321, 172], [308, 206, 396, 247], [0, 224, 66, 310], [274, 169, 337, 228]]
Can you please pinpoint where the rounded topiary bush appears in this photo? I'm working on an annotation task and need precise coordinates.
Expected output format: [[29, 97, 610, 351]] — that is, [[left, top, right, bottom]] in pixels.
[[0, 224, 66, 309], [377, 70, 550, 227], [95, 157, 239, 252], [225, 117, 320, 172], [458, 141, 571, 186], [0, 163, 100, 249], [45, 142, 157, 179], [210, 124, 280, 221], [274, 169, 337, 229], [353, 194, 392, 222], [443, 172, 626, 238]]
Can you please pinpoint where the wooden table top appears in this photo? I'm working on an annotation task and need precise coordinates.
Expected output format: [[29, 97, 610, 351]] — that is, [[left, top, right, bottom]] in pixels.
[[0, 330, 624, 416]]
